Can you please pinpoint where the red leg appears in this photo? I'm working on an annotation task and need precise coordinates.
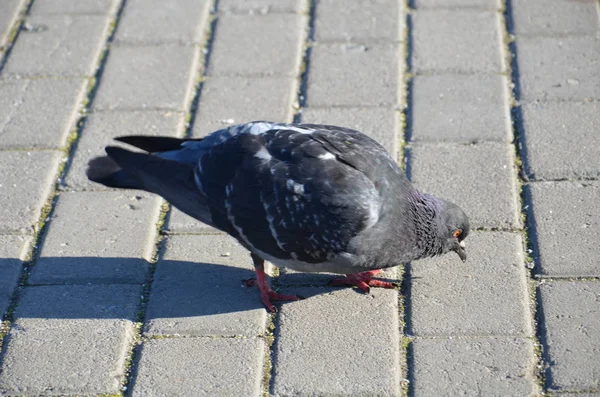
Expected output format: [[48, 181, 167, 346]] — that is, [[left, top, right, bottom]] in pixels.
[[247, 254, 302, 312], [329, 269, 397, 293]]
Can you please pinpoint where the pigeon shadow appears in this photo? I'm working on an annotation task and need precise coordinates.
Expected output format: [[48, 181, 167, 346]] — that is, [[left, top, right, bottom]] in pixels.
[[1, 257, 399, 322]]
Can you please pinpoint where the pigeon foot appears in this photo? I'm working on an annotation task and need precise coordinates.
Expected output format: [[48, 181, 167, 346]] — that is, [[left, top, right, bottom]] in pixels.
[[246, 255, 303, 312], [329, 269, 397, 293]]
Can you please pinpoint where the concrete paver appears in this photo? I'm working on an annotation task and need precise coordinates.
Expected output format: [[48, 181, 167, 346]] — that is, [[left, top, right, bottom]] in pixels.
[[408, 142, 520, 229], [93, 44, 199, 110], [539, 282, 600, 391], [3, 15, 111, 77], [307, 43, 399, 106], [166, 207, 222, 234], [29, 0, 118, 15], [511, 0, 599, 35], [207, 13, 306, 77], [409, 232, 531, 336], [64, 110, 183, 190], [528, 181, 600, 278], [521, 101, 600, 180], [412, 9, 503, 73], [411, 74, 511, 143], [131, 337, 265, 397], [0, 151, 61, 234], [0, 0, 23, 51], [411, 337, 535, 396], [271, 287, 401, 397], [219, 0, 308, 14], [414, 0, 501, 8], [144, 234, 268, 337], [29, 191, 160, 284], [0, 285, 140, 395], [0, 78, 87, 149], [516, 35, 600, 102], [0, 235, 30, 317], [115, 0, 211, 44]]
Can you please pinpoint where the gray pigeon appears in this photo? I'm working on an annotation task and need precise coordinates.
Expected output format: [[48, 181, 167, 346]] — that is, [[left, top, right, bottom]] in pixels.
[[87, 121, 469, 311]]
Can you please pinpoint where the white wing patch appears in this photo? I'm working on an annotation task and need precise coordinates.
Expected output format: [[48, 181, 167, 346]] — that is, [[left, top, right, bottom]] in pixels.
[[318, 152, 335, 160], [254, 147, 272, 161]]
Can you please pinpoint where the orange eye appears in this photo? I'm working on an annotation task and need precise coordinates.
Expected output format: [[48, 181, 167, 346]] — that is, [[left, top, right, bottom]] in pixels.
[[453, 229, 462, 238]]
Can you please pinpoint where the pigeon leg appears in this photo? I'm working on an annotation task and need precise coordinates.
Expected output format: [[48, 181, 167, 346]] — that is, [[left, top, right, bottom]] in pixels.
[[250, 254, 302, 312], [329, 269, 397, 293]]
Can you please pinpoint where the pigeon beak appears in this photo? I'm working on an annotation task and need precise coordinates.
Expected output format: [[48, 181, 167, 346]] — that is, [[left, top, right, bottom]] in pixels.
[[454, 240, 467, 262]]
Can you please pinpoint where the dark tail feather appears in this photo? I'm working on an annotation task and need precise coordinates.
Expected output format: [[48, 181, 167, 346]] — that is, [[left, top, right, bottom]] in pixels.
[[115, 135, 203, 153], [86, 155, 144, 190]]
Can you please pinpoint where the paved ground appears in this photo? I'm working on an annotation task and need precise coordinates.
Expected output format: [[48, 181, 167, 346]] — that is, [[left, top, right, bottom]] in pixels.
[[0, 0, 598, 396]]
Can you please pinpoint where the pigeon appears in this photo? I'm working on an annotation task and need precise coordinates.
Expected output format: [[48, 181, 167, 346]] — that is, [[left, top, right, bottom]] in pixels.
[[87, 121, 469, 312]]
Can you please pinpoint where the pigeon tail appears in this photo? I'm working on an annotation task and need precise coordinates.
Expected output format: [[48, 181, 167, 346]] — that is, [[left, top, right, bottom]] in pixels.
[[86, 155, 144, 190]]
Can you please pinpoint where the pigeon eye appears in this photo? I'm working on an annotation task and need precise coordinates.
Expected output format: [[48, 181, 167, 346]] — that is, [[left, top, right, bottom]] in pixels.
[[452, 229, 462, 238]]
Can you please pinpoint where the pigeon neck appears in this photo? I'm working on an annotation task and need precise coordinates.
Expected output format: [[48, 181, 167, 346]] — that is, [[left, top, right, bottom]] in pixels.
[[411, 192, 446, 259]]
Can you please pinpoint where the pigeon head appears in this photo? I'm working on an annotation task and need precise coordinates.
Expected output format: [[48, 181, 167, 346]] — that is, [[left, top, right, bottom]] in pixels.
[[440, 201, 470, 262]]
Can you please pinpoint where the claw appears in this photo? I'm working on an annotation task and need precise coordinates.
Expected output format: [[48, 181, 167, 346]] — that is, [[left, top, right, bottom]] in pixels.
[[329, 270, 397, 292]]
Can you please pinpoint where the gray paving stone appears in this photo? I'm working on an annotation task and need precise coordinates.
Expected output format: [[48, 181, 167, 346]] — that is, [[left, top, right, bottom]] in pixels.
[[65, 110, 184, 190], [411, 337, 535, 396], [521, 101, 600, 180], [0, 151, 61, 234], [516, 35, 600, 102], [511, 0, 599, 35], [0, 235, 30, 317], [300, 107, 400, 156], [0, 0, 23, 51], [192, 77, 295, 137], [412, 9, 503, 73], [93, 44, 198, 110], [219, 0, 308, 13], [29, 191, 160, 284], [166, 207, 222, 234], [0, 284, 139, 395], [415, 0, 501, 7], [207, 13, 306, 77], [408, 142, 520, 229], [307, 43, 399, 106], [539, 281, 600, 391], [271, 287, 401, 396], [131, 337, 264, 397], [144, 234, 267, 337], [313, 0, 400, 42], [3, 15, 110, 77], [529, 181, 600, 277], [0, 78, 87, 149], [409, 232, 532, 336], [411, 74, 511, 143], [29, 0, 118, 15], [115, 0, 210, 44]]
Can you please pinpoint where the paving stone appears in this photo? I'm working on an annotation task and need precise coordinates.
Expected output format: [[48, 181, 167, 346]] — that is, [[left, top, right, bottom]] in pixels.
[[516, 36, 600, 102], [528, 181, 600, 277], [29, 0, 118, 15], [411, 338, 535, 396], [0, 235, 30, 317], [0, 78, 87, 148], [313, 0, 400, 42], [0, 284, 139, 395], [511, 0, 599, 35], [271, 287, 401, 396], [115, 0, 210, 44], [65, 110, 184, 190], [144, 234, 267, 337], [408, 142, 520, 229], [411, 74, 511, 143], [207, 13, 306, 77], [29, 191, 160, 284], [93, 44, 198, 110], [539, 281, 600, 391], [0, 0, 23, 50], [415, 0, 501, 7], [219, 0, 308, 13], [0, 151, 61, 234], [409, 232, 531, 336], [192, 76, 295, 137], [300, 107, 400, 157], [166, 207, 222, 234], [307, 43, 399, 106], [412, 9, 503, 73], [521, 101, 600, 180], [131, 337, 264, 397], [3, 15, 110, 77]]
